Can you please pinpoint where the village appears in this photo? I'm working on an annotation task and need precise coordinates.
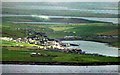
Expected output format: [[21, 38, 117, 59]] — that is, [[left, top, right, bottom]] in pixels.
[[1, 30, 87, 56], [1, 27, 119, 56]]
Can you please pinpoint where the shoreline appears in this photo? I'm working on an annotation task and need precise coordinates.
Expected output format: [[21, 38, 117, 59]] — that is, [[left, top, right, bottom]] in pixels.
[[1, 61, 120, 66], [59, 38, 119, 48]]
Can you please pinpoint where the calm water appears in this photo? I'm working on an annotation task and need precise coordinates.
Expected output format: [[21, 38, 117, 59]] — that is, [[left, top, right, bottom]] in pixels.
[[2, 14, 118, 24], [3, 6, 118, 14], [3, 2, 118, 14], [2, 2, 118, 24], [62, 40, 118, 57], [2, 65, 118, 73]]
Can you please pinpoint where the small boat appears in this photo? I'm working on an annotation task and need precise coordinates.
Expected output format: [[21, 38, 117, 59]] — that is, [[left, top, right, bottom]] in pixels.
[[70, 43, 79, 46], [61, 43, 70, 47]]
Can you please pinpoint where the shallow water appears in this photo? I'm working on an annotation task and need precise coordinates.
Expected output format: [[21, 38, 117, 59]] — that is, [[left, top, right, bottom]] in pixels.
[[62, 40, 118, 57]]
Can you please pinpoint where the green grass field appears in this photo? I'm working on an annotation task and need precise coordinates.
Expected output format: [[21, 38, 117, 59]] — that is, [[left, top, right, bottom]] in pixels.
[[1, 40, 37, 47], [1, 40, 119, 63], [2, 46, 119, 63], [1, 22, 119, 63], [2, 22, 119, 47], [2, 22, 118, 38]]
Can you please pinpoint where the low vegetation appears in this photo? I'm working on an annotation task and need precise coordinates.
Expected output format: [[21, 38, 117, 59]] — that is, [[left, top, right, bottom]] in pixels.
[[2, 2, 119, 65], [1, 39, 119, 64], [2, 46, 119, 63], [2, 22, 119, 48]]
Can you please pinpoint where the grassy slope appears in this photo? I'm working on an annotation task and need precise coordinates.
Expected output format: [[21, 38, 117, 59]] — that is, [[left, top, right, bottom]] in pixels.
[[2, 22, 118, 38], [2, 46, 119, 63], [2, 22, 119, 47], [48, 23, 118, 38], [1, 23, 119, 63], [97, 30, 118, 35], [2, 22, 53, 38], [1, 40, 38, 47], [1, 40, 119, 63], [2, 23, 26, 38], [3, 8, 117, 18]]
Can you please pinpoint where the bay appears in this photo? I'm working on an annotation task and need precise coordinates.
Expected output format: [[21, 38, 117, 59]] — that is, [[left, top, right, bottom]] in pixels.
[[62, 40, 118, 57]]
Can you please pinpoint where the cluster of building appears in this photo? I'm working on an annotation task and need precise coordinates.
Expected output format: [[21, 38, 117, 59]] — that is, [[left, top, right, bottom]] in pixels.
[[1, 31, 85, 54], [1, 31, 65, 50], [0, 37, 13, 41]]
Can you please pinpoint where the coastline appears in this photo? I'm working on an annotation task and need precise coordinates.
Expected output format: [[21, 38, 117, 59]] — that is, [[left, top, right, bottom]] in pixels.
[[1, 61, 120, 66], [59, 38, 119, 48]]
